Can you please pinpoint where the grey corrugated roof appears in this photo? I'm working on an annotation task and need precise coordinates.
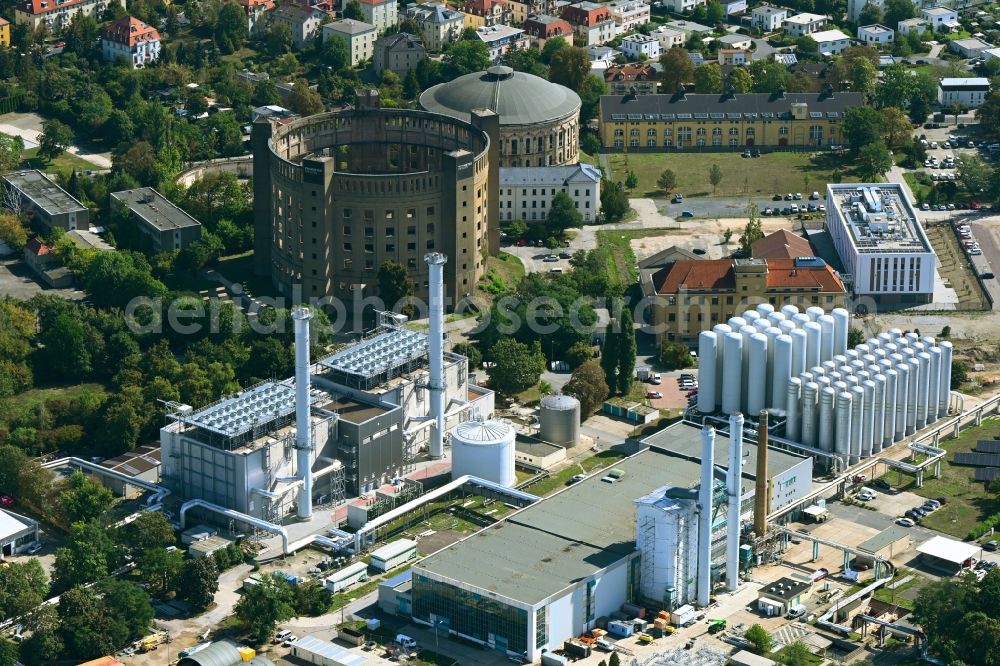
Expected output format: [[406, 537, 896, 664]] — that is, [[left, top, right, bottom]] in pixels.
[[858, 525, 911, 554], [600, 91, 864, 122], [420, 66, 580, 126]]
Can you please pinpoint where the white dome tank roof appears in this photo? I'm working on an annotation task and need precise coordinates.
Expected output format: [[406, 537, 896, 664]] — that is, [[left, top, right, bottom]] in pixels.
[[540, 395, 580, 410], [453, 420, 514, 445]]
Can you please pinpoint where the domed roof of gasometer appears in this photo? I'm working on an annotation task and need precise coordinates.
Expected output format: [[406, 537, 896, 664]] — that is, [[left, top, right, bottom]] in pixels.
[[420, 65, 582, 126]]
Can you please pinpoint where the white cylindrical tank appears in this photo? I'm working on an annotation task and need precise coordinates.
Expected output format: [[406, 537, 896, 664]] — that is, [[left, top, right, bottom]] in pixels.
[[804, 321, 822, 370], [767, 311, 786, 329], [929, 346, 942, 423], [713, 324, 732, 409], [793, 313, 812, 329], [822, 360, 838, 374], [877, 332, 893, 346], [867, 337, 881, 351], [779, 320, 797, 336], [539, 395, 581, 447], [833, 354, 848, 366], [850, 360, 866, 375], [747, 333, 768, 416], [818, 315, 835, 363], [835, 391, 853, 467], [888, 327, 902, 336], [781, 304, 800, 319], [895, 363, 909, 441], [800, 371, 815, 388], [697, 426, 715, 608], [817, 376, 832, 393], [917, 351, 931, 430], [846, 349, 860, 363], [940, 341, 953, 416], [743, 310, 762, 326], [829, 371, 842, 384], [872, 374, 886, 454], [764, 326, 782, 408], [884, 369, 898, 449], [906, 358, 919, 436], [832, 308, 850, 355], [451, 420, 516, 487], [773, 334, 793, 411], [728, 316, 748, 331], [722, 332, 744, 415], [790, 328, 808, 377], [698, 332, 718, 414], [756, 303, 775, 316], [921, 335, 936, 348], [857, 344, 871, 357], [861, 380, 876, 459], [849, 385, 864, 465], [740, 325, 758, 413], [810, 365, 825, 380], [806, 306, 825, 322], [801, 382, 819, 447], [819, 386, 835, 452], [905, 332, 919, 344], [786, 377, 802, 441]]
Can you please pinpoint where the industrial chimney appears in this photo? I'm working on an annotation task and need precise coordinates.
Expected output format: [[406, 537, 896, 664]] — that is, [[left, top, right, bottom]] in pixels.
[[726, 413, 744, 593], [292, 308, 313, 521], [753, 410, 769, 537], [697, 425, 715, 607], [425, 253, 447, 459]]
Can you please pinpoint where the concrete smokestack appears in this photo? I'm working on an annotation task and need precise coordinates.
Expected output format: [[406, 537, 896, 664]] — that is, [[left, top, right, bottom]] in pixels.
[[425, 253, 447, 459], [698, 425, 715, 607], [753, 410, 769, 538], [292, 308, 313, 520], [726, 413, 744, 593]]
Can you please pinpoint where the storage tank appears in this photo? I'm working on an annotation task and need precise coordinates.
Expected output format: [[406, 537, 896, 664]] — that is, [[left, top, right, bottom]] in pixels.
[[818, 315, 835, 363], [894, 363, 909, 442], [846, 349, 860, 363], [728, 316, 747, 331], [917, 351, 931, 430], [940, 341, 953, 416], [872, 374, 886, 454], [756, 303, 775, 317], [906, 358, 920, 436], [806, 306, 825, 322], [804, 321, 822, 370], [722, 332, 744, 415], [539, 395, 580, 447], [773, 334, 793, 411], [832, 308, 850, 355], [767, 311, 786, 329], [929, 346, 942, 423], [451, 420, 516, 486], [740, 325, 757, 413], [792, 313, 812, 329], [835, 392, 852, 468], [790, 328, 808, 377], [712, 324, 732, 409], [747, 333, 768, 416], [877, 332, 893, 346], [781, 304, 800, 319], [819, 387, 835, 451], [905, 332, 919, 344], [849, 385, 864, 465], [888, 327, 902, 337], [861, 380, 876, 459], [856, 344, 871, 357], [801, 382, 819, 447], [764, 326, 782, 408], [884, 369, 898, 449], [698, 331, 718, 413], [743, 310, 761, 326], [785, 377, 802, 441], [779, 320, 797, 336]]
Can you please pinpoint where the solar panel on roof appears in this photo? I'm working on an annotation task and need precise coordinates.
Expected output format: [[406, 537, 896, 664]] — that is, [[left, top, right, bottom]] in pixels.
[[826, 112, 839, 118], [955, 452, 1000, 467], [810, 112, 824, 118], [694, 113, 709, 119], [761, 112, 774, 118], [726, 113, 742, 119], [977, 441, 1000, 453], [975, 468, 1000, 482], [745, 113, 758, 119], [644, 114, 657, 120], [709, 113, 724, 119], [611, 114, 625, 120], [662, 113, 676, 119], [627, 114, 643, 120], [677, 113, 692, 119]]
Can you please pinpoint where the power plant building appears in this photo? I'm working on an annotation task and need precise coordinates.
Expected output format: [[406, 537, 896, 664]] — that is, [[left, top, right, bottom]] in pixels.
[[825, 183, 936, 304], [410, 421, 811, 662]]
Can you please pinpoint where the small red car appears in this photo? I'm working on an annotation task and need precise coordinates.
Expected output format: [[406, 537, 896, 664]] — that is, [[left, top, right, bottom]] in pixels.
[[0, 495, 14, 507], [851, 474, 867, 484]]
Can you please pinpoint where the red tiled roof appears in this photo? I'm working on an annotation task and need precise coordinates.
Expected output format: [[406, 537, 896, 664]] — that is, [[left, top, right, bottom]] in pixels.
[[604, 63, 658, 82], [463, 0, 507, 13], [102, 16, 160, 47], [561, 4, 611, 25], [766, 258, 844, 291], [0, 17, 10, 25], [752, 229, 813, 260], [25, 237, 51, 256], [240, 0, 275, 10], [653, 258, 844, 294]]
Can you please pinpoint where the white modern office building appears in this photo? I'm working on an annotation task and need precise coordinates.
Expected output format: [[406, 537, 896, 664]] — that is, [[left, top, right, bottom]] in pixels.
[[825, 184, 936, 304], [938, 78, 990, 108], [499, 163, 601, 223]]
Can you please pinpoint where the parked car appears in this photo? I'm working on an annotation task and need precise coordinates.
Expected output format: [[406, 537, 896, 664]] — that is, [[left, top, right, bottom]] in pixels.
[[896, 517, 916, 528], [983, 273, 995, 280], [0, 495, 14, 507], [872, 479, 892, 491], [773, 193, 783, 201], [681, 210, 694, 217], [985, 540, 999, 552], [568, 474, 587, 485], [646, 391, 663, 399], [673, 194, 684, 203], [558, 251, 571, 259], [852, 475, 867, 484], [26, 541, 42, 554], [542, 255, 558, 262], [742, 149, 752, 158]]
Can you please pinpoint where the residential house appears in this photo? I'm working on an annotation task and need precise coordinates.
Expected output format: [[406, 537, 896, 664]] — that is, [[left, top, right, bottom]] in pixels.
[[752, 4, 788, 32], [23, 238, 72, 288], [475, 24, 528, 61], [15, 0, 125, 31], [951, 37, 993, 58], [811, 29, 851, 55], [607, 0, 649, 34], [658, 0, 706, 13], [462, 0, 511, 28], [663, 19, 712, 37], [101, 16, 160, 68], [358, 0, 398, 33], [324, 19, 377, 67], [522, 14, 573, 47], [561, 2, 616, 46], [751, 229, 812, 259], [373, 31, 425, 77], [921, 6, 958, 30], [783, 12, 828, 37], [620, 33, 660, 60], [270, 4, 325, 48], [239, 0, 275, 34], [847, 0, 881, 22], [938, 77, 990, 108], [650, 25, 685, 50], [717, 32, 752, 49], [723, 0, 746, 14], [506, 0, 554, 24], [896, 17, 927, 36], [499, 163, 602, 224], [404, 3, 464, 50], [0, 18, 9, 46], [857, 23, 894, 45], [604, 63, 658, 95], [718, 48, 750, 65]]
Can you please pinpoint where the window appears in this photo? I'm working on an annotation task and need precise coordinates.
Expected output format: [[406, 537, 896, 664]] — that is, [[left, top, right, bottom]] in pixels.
[[343, 225, 352, 235], [712, 127, 722, 136], [779, 126, 789, 135], [647, 128, 656, 136], [615, 140, 624, 148], [615, 128, 624, 137], [663, 128, 673, 136], [745, 127, 755, 136], [648, 139, 656, 147], [696, 128, 706, 136], [365, 227, 374, 238], [729, 138, 738, 146], [729, 127, 739, 136], [630, 139, 639, 147], [630, 129, 640, 137], [697, 139, 705, 146]]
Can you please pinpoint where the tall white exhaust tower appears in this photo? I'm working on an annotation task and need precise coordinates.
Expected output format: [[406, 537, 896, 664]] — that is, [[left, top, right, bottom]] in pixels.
[[292, 308, 314, 520], [426, 253, 447, 459], [726, 413, 744, 593], [698, 425, 715, 607]]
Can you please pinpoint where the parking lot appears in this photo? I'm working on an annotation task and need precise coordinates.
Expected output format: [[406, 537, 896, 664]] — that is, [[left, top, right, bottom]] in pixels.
[[0, 257, 85, 300], [641, 370, 696, 411]]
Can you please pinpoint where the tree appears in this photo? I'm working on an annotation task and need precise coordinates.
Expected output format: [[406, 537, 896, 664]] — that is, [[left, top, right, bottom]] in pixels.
[[287, 80, 324, 116], [58, 586, 117, 659], [617, 306, 635, 395], [977, 92, 1000, 137], [959, 154, 991, 195], [884, 0, 916, 26], [443, 40, 491, 79], [235, 574, 297, 645], [847, 327, 865, 348], [549, 46, 590, 92], [858, 1, 884, 26], [625, 170, 639, 190], [775, 641, 813, 666], [0, 213, 28, 251], [0, 559, 48, 622], [113, 141, 159, 186], [138, 547, 183, 595], [708, 164, 723, 194], [0, 639, 17, 666], [952, 360, 969, 389], [548, 190, 583, 232], [728, 68, 753, 93], [177, 556, 220, 609], [608, 652, 622, 666], [745, 624, 773, 654], [564, 340, 593, 369], [214, 1, 249, 53], [343, 0, 364, 20], [657, 169, 677, 194], [378, 260, 415, 316], [739, 202, 764, 257], [120, 512, 176, 552], [660, 342, 695, 370], [880, 106, 912, 149], [39, 119, 73, 159], [843, 106, 884, 153], [488, 339, 545, 395], [694, 64, 723, 94], [577, 74, 607, 124], [857, 141, 892, 181], [601, 180, 629, 222], [796, 35, 818, 57], [541, 36, 567, 63], [58, 471, 114, 525], [53, 521, 116, 591], [601, 319, 620, 391], [453, 342, 482, 369], [706, 0, 725, 23], [749, 60, 788, 93], [660, 48, 694, 93], [0, 135, 23, 173]]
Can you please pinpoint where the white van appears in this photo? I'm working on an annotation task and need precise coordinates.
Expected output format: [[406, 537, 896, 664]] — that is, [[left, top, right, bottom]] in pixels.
[[396, 634, 418, 650], [275, 629, 292, 643]]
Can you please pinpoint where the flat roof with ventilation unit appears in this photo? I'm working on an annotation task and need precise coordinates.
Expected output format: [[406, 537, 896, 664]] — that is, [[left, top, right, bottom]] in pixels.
[[3, 169, 87, 216], [827, 183, 932, 255], [111, 187, 202, 232], [177, 380, 327, 439], [319, 326, 429, 381]]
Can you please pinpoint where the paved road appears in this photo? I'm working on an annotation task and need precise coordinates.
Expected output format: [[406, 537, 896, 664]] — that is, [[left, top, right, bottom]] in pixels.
[[0, 257, 86, 300], [751, 37, 775, 61]]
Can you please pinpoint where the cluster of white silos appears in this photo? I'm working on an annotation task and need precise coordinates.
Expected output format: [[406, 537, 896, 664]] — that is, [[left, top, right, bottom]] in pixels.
[[787, 327, 952, 465], [697, 304, 850, 417]]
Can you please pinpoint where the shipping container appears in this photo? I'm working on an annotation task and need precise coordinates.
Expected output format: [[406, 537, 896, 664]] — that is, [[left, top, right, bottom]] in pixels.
[[670, 604, 696, 627], [325, 562, 369, 593], [369, 539, 418, 572], [607, 620, 634, 637], [541, 653, 569, 666], [563, 640, 591, 658]]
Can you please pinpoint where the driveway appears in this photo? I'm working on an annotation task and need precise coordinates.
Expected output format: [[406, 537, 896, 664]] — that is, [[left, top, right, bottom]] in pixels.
[[0, 111, 113, 169], [751, 37, 775, 61], [0, 257, 85, 300]]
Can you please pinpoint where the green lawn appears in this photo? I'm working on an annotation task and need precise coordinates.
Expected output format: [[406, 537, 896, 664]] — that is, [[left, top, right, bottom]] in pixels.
[[479, 252, 525, 296], [595, 227, 682, 289], [519, 450, 628, 497], [606, 151, 858, 199], [771, 644, 822, 665], [904, 172, 933, 202], [20, 147, 101, 179], [876, 418, 1000, 539], [0, 382, 107, 426]]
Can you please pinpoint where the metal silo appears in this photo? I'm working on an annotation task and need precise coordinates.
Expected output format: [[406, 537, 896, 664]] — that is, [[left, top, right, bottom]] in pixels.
[[451, 420, 516, 487], [862, 380, 876, 459], [756, 303, 775, 317], [818, 314, 835, 363], [806, 306, 825, 322], [929, 346, 942, 423], [835, 391, 853, 467], [748, 333, 768, 416], [786, 377, 802, 441], [872, 374, 886, 454], [781, 304, 800, 319], [539, 395, 580, 447], [940, 341, 953, 416], [722, 332, 743, 415], [832, 308, 850, 355], [790, 328, 808, 377], [895, 363, 909, 442], [698, 331, 718, 413], [801, 382, 819, 447], [804, 321, 822, 369], [849, 385, 864, 465], [917, 351, 931, 430], [819, 386, 835, 452], [884, 368, 898, 448]]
